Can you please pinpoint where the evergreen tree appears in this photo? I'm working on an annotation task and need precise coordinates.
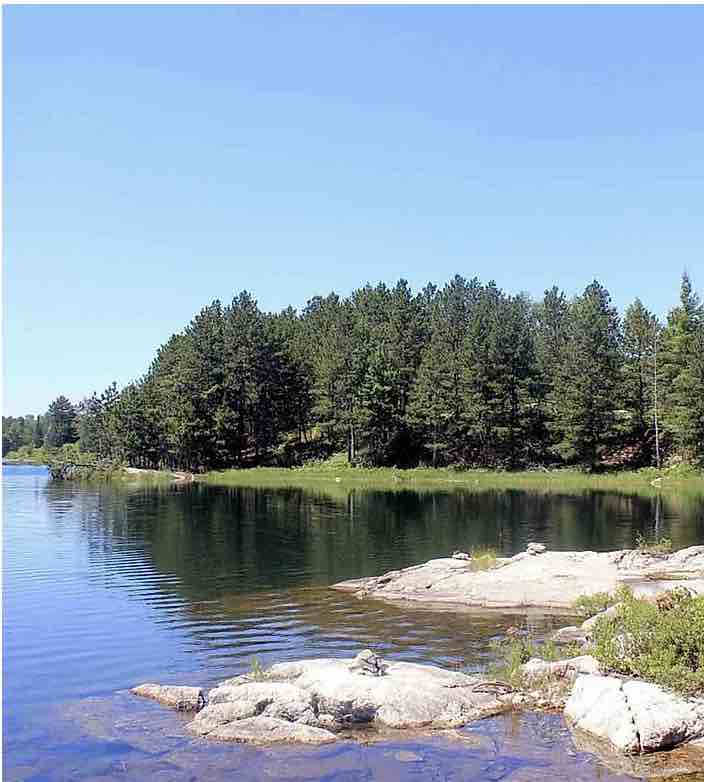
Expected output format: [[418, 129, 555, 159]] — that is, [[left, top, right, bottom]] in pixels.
[[552, 282, 622, 469], [44, 396, 78, 448], [621, 299, 659, 445], [660, 272, 703, 455], [535, 286, 570, 457], [409, 276, 479, 465], [15, 272, 701, 473]]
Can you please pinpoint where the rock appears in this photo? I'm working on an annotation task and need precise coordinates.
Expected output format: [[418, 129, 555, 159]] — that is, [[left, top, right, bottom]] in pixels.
[[526, 543, 547, 555], [262, 656, 506, 731], [394, 750, 423, 762], [581, 604, 621, 636], [452, 551, 471, 561], [331, 545, 704, 610], [521, 656, 600, 683], [552, 626, 588, 645], [572, 726, 704, 778], [203, 681, 317, 723], [622, 680, 704, 752], [565, 674, 704, 754], [564, 675, 639, 753], [131, 684, 205, 712], [195, 715, 337, 744], [135, 655, 508, 745], [348, 649, 388, 677]]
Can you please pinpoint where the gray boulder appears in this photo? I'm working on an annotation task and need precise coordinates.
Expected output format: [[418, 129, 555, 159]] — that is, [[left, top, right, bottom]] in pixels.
[[565, 674, 704, 754], [197, 715, 337, 744], [131, 683, 205, 711]]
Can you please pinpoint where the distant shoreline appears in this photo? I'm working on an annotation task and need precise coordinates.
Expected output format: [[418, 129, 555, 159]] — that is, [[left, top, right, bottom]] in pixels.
[[6, 456, 703, 495], [198, 461, 704, 495]]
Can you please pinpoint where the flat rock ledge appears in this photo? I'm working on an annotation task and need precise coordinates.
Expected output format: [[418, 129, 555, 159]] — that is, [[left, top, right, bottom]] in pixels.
[[332, 544, 704, 610], [132, 653, 508, 745]]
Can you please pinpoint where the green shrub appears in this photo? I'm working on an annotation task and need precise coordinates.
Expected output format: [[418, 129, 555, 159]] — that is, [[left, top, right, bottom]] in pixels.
[[591, 589, 704, 696], [634, 532, 673, 554], [574, 592, 618, 619], [488, 630, 581, 685], [470, 547, 498, 571], [248, 655, 267, 681], [573, 585, 633, 618]]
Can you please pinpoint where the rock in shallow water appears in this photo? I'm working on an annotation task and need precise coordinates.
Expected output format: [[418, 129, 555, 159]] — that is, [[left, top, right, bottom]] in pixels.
[[332, 545, 704, 609], [131, 684, 205, 712], [565, 674, 704, 754], [134, 655, 508, 745], [199, 715, 337, 745]]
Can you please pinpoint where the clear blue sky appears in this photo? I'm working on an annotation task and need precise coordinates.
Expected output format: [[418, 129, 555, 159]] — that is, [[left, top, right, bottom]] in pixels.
[[4, 6, 703, 417]]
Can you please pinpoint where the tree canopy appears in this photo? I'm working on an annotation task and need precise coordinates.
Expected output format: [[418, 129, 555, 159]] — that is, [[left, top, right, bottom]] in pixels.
[[6, 272, 704, 471]]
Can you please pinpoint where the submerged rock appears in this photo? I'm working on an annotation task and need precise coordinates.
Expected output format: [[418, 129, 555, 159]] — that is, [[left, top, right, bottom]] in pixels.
[[196, 715, 337, 745]]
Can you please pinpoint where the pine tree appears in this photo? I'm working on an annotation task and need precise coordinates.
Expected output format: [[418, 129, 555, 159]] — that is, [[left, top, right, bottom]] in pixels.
[[660, 272, 703, 456], [552, 282, 622, 469], [535, 286, 570, 457], [622, 299, 659, 447], [44, 396, 79, 448], [409, 276, 479, 465]]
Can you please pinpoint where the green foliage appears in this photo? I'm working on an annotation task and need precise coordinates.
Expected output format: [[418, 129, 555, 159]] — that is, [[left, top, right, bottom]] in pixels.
[[488, 630, 581, 686], [9, 271, 704, 475], [634, 532, 673, 554], [248, 656, 267, 681], [2, 414, 46, 457], [590, 589, 704, 695], [573, 591, 619, 619], [46, 445, 123, 481], [551, 281, 622, 469], [470, 547, 498, 570], [44, 396, 79, 448]]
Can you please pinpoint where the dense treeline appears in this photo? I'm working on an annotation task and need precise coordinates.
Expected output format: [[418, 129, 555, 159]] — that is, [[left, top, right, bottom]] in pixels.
[[5, 273, 704, 472]]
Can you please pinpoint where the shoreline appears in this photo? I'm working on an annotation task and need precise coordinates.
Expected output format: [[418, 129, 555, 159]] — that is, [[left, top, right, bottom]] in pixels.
[[7, 457, 703, 495], [197, 463, 704, 496]]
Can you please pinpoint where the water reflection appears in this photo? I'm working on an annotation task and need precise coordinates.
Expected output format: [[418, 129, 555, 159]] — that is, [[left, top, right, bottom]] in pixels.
[[4, 465, 704, 782]]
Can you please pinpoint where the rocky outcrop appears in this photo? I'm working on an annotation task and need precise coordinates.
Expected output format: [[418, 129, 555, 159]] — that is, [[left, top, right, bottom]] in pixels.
[[565, 674, 704, 754], [131, 650, 704, 760], [133, 652, 508, 745], [332, 545, 704, 610], [131, 683, 205, 711]]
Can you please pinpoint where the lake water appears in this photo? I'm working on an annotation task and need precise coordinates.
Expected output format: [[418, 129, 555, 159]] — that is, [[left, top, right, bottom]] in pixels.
[[4, 463, 704, 781]]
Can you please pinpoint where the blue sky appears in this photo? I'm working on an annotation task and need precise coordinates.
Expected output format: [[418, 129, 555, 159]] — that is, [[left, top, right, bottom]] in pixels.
[[4, 6, 704, 416]]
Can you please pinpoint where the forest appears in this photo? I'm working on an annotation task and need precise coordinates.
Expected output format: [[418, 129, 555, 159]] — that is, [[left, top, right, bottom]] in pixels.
[[4, 272, 704, 473]]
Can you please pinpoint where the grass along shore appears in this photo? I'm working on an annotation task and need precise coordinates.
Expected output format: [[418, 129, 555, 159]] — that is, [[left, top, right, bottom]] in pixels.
[[6, 447, 703, 495], [199, 453, 704, 495]]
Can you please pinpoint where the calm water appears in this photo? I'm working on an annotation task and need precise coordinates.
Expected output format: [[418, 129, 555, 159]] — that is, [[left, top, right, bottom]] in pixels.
[[4, 464, 704, 781]]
